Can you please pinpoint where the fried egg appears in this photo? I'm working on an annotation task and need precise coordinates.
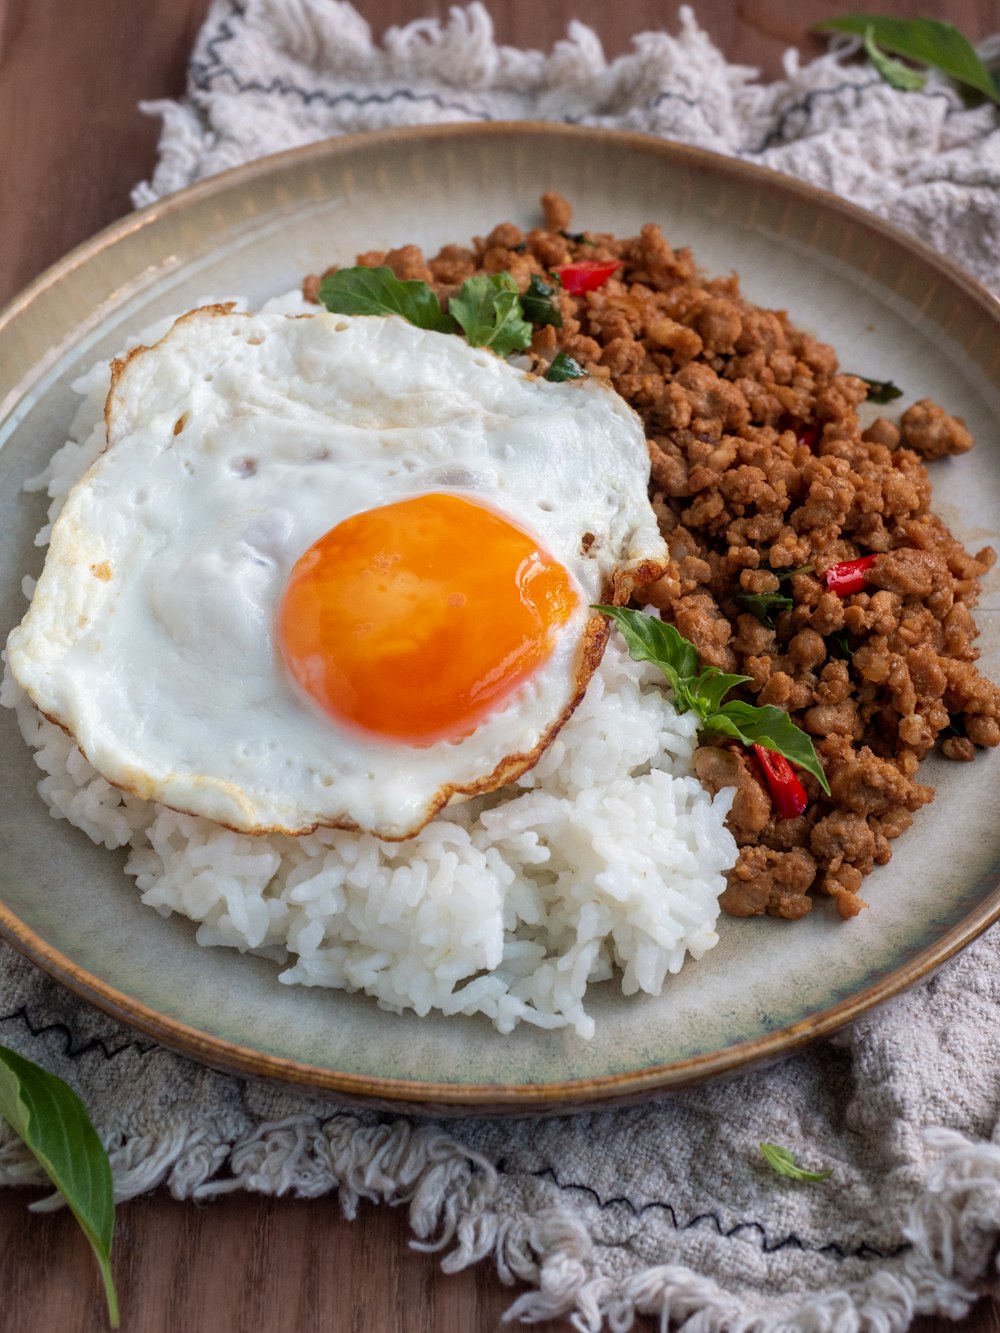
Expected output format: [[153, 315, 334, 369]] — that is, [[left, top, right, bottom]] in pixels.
[[7, 306, 667, 839]]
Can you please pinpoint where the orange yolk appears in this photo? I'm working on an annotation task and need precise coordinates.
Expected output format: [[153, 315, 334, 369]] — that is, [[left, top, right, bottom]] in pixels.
[[276, 492, 578, 745]]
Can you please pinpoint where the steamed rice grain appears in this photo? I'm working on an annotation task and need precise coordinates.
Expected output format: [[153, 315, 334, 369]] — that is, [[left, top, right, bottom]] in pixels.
[[2, 297, 738, 1037]]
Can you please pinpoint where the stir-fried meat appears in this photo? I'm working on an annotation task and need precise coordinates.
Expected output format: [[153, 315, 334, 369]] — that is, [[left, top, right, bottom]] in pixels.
[[305, 193, 1000, 922]]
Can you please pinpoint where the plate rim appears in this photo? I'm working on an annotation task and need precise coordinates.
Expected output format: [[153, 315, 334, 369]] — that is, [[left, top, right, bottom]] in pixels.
[[3, 120, 1000, 1113]]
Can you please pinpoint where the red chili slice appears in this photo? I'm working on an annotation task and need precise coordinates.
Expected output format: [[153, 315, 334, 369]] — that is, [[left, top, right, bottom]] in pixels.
[[552, 260, 623, 294], [751, 744, 808, 820], [824, 554, 877, 597]]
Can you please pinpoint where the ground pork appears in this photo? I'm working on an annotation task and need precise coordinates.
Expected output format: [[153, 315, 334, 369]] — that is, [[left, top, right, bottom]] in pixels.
[[306, 194, 1000, 923]]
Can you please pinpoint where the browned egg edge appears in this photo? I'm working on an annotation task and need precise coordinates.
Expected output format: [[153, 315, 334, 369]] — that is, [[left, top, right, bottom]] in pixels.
[[59, 306, 670, 842]]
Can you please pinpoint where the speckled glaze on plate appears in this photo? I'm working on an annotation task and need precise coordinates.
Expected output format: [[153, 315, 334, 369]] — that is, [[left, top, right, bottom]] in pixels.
[[2, 125, 1000, 1114]]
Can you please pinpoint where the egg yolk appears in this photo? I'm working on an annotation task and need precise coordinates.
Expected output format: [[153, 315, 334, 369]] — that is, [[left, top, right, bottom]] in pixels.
[[276, 492, 578, 745]]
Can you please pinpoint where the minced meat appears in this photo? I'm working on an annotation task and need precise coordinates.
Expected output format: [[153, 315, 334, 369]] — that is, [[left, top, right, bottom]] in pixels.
[[306, 194, 1000, 922]]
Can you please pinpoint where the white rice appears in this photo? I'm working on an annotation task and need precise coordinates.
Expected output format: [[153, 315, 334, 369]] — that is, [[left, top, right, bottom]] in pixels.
[[2, 298, 737, 1038]]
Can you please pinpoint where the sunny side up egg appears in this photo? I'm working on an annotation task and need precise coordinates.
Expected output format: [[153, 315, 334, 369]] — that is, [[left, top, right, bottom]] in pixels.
[[7, 306, 668, 840]]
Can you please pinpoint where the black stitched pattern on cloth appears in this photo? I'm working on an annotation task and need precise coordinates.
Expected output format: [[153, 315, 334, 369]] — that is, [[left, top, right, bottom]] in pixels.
[[749, 77, 961, 155], [646, 89, 703, 113], [191, 0, 967, 158], [495, 1161, 908, 1262], [0, 1005, 156, 1063], [189, 0, 494, 122], [189, 0, 245, 89]]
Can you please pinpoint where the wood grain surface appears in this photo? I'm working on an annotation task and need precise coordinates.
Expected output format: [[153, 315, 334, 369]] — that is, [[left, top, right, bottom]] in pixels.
[[1, 1, 998, 1330]]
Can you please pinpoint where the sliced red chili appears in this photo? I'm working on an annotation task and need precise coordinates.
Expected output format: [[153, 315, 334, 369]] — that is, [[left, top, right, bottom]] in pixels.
[[796, 424, 820, 449], [552, 260, 623, 295], [751, 744, 808, 820], [824, 554, 877, 597]]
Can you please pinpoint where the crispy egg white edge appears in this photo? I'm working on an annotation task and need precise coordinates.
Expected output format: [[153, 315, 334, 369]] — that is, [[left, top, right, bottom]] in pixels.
[[7, 308, 668, 839]]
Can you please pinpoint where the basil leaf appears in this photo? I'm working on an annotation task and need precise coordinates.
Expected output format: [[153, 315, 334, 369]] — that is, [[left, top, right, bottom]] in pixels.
[[592, 605, 699, 696], [863, 26, 927, 91], [703, 701, 830, 793], [828, 629, 853, 661], [854, 374, 904, 404], [816, 16, 1000, 104], [318, 266, 456, 334], [687, 667, 753, 716], [595, 606, 830, 795], [545, 352, 586, 382], [449, 273, 533, 355], [771, 562, 814, 584], [0, 1046, 119, 1327], [559, 229, 590, 244], [760, 1142, 833, 1182], [522, 273, 563, 328], [735, 590, 794, 628]]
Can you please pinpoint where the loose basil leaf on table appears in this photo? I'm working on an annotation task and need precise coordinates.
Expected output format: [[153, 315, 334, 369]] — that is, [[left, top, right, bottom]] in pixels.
[[817, 15, 1000, 104], [862, 26, 927, 91], [449, 272, 533, 355], [759, 1142, 833, 1182], [318, 265, 456, 333], [593, 605, 830, 794], [0, 1045, 119, 1327]]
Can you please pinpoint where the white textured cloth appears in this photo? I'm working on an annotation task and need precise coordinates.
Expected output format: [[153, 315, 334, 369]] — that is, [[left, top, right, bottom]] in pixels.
[[5, 4, 1000, 1328]]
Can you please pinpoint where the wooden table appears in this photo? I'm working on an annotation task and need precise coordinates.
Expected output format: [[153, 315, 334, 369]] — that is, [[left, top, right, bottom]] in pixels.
[[1, 2, 998, 1328]]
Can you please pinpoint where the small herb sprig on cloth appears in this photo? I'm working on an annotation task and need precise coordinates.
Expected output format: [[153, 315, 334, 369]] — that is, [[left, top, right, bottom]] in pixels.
[[759, 1142, 833, 1182], [861, 27, 927, 92], [0, 1045, 119, 1327], [594, 606, 830, 793], [816, 15, 1000, 105]]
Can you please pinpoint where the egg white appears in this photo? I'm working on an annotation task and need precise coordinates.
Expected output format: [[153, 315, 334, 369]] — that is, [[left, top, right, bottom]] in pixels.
[[7, 307, 667, 838]]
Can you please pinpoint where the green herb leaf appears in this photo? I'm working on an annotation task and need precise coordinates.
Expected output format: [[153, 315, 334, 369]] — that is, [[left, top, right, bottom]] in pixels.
[[688, 668, 754, 716], [863, 25, 927, 91], [703, 701, 830, 792], [828, 629, 853, 661], [317, 266, 456, 334], [816, 15, 1000, 104], [593, 606, 699, 698], [0, 1046, 119, 1327], [522, 273, 563, 328], [545, 352, 586, 382], [854, 374, 904, 404], [449, 273, 533, 355], [735, 590, 794, 628], [760, 1142, 833, 1182], [771, 562, 815, 583], [593, 605, 830, 794], [559, 229, 590, 244]]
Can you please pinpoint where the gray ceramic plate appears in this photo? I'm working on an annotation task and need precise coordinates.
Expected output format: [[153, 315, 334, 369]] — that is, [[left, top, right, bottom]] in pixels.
[[2, 125, 1000, 1114]]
